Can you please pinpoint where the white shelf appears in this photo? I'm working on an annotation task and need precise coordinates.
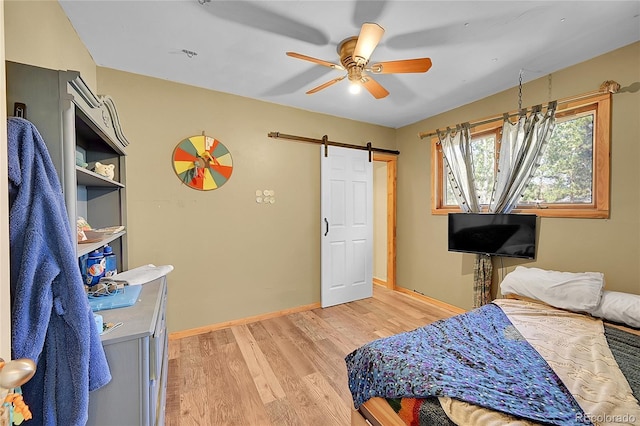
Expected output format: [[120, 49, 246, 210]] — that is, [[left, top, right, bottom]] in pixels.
[[77, 231, 126, 257], [76, 166, 124, 188]]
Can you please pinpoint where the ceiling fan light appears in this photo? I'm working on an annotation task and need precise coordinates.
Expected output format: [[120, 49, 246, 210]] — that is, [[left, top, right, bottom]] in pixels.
[[353, 42, 376, 64], [349, 82, 362, 94], [353, 23, 385, 64]]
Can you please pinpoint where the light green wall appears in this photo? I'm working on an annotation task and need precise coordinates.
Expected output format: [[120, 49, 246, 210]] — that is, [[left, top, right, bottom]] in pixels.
[[396, 42, 640, 310], [96, 68, 395, 332], [4, 0, 97, 91]]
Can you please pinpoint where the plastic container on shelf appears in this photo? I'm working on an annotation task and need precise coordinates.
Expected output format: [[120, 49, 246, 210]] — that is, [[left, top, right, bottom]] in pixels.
[[103, 244, 117, 278], [86, 250, 105, 285]]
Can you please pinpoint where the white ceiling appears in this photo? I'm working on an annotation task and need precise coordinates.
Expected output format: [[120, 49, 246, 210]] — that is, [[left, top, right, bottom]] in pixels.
[[58, 1, 640, 129]]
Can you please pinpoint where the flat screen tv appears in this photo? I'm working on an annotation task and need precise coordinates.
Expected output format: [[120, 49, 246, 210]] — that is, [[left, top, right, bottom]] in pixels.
[[448, 213, 537, 259]]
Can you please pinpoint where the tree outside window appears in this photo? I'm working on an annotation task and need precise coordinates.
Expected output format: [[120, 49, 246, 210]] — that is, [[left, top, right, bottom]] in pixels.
[[521, 113, 594, 205]]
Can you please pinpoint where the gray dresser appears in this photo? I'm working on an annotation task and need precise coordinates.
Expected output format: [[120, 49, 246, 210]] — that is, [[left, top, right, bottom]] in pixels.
[[88, 278, 168, 426]]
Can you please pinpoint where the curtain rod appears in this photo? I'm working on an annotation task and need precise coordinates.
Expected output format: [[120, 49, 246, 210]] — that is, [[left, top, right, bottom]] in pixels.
[[267, 132, 400, 157], [418, 82, 619, 140]]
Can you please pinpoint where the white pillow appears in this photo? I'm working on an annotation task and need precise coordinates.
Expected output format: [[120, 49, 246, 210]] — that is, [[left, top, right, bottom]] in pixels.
[[500, 266, 604, 312], [590, 291, 640, 329]]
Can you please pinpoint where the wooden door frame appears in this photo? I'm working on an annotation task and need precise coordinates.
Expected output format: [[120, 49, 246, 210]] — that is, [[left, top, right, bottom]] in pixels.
[[372, 153, 396, 290], [1, 0, 12, 358]]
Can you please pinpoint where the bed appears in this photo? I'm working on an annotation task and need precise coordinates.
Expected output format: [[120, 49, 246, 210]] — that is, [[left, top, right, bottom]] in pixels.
[[346, 267, 640, 426]]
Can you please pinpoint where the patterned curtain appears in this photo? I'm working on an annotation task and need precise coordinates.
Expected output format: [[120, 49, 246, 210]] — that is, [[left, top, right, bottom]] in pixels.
[[438, 125, 491, 307], [438, 124, 480, 213], [473, 254, 493, 307], [489, 102, 557, 213]]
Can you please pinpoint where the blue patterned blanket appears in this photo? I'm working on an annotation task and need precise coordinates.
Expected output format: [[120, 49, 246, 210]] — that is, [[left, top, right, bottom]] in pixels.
[[345, 303, 591, 425]]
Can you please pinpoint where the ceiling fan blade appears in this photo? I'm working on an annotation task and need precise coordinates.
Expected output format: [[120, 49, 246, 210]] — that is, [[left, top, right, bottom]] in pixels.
[[353, 22, 385, 63], [262, 66, 335, 97], [306, 75, 347, 94], [199, 0, 329, 46], [369, 58, 433, 74], [352, 1, 388, 27], [287, 52, 343, 70], [360, 75, 389, 99]]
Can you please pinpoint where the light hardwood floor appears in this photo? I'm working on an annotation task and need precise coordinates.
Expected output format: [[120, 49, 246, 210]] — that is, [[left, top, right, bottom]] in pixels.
[[165, 285, 461, 425]]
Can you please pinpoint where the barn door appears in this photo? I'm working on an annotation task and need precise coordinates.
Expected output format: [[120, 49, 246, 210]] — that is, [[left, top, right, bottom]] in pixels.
[[320, 145, 373, 308]]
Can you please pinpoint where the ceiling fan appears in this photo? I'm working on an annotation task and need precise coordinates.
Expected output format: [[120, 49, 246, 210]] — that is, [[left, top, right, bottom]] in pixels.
[[286, 22, 432, 99]]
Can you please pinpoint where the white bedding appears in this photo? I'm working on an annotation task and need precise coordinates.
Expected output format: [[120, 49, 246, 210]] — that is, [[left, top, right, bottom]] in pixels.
[[499, 266, 604, 312]]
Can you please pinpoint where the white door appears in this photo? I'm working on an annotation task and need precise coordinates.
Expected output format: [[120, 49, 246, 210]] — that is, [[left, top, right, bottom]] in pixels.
[[321, 145, 373, 308]]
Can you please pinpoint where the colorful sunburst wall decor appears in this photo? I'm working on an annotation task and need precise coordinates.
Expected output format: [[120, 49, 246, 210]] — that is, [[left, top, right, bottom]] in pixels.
[[172, 134, 233, 191]]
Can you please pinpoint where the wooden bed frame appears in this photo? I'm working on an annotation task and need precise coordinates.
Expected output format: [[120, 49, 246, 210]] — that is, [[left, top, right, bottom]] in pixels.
[[351, 397, 404, 426], [349, 295, 640, 426]]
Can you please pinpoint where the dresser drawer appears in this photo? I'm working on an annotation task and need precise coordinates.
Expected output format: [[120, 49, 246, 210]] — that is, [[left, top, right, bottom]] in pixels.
[[149, 281, 168, 425], [88, 278, 167, 425], [150, 283, 167, 381]]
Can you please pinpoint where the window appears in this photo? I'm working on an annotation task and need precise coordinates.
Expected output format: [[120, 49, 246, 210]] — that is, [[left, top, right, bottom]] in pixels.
[[442, 129, 499, 207], [432, 92, 611, 218]]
